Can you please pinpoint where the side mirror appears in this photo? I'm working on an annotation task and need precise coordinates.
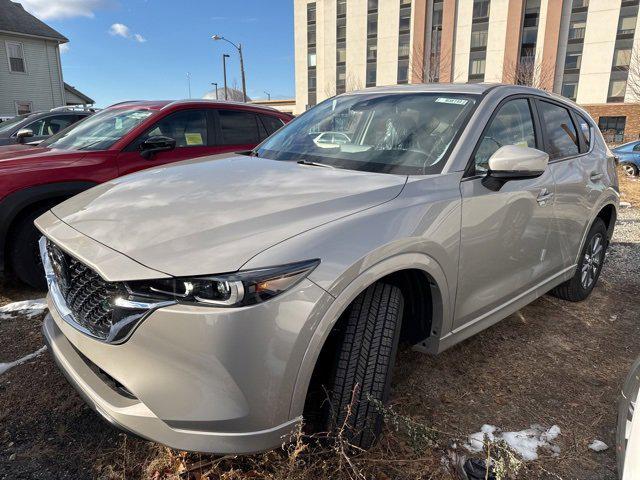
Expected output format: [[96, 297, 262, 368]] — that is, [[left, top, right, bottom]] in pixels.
[[139, 135, 176, 159], [482, 145, 549, 191], [16, 128, 34, 143]]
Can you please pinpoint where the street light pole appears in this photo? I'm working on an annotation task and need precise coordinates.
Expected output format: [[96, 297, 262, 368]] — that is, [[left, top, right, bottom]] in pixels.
[[186, 72, 192, 99], [264, 91, 271, 100], [211, 82, 219, 100], [212, 35, 248, 102], [222, 54, 230, 100]]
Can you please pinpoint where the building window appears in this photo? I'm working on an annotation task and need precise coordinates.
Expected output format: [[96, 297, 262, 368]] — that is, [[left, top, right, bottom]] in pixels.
[[397, 0, 412, 84], [568, 19, 586, 40], [572, 0, 589, 10], [337, 16, 347, 41], [336, 64, 347, 93], [565, 51, 582, 70], [6, 41, 26, 73], [336, 42, 346, 63], [429, 0, 443, 82], [608, 78, 627, 102], [471, 25, 488, 49], [473, 0, 490, 20], [397, 58, 409, 84], [617, 4, 638, 37], [367, 12, 378, 37], [337, 0, 347, 17], [307, 2, 317, 107], [613, 46, 632, 69], [598, 116, 626, 143], [366, 63, 376, 87], [367, 39, 377, 62], [561, 82, 578, 100], [15, 101, 32, 115], [470, 58, 486, 76], [366, 0, 378, 87]]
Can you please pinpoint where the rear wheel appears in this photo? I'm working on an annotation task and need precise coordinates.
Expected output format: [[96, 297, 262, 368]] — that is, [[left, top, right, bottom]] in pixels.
[[8, 207, 49, 290], [321, 282, 403, 448], [550, 218, 607, 302], [621, 162, 639, 177]]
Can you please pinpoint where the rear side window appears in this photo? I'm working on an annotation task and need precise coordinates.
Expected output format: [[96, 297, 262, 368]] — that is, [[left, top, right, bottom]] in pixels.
[[633, 143, 640, 152], [218, 109, 258, 145], [575, 113, 592, 152], [474, 98, 536, 174], [260, 115, 284, 136], [537, 101, 579, 160], [141, 110, 208, 147]]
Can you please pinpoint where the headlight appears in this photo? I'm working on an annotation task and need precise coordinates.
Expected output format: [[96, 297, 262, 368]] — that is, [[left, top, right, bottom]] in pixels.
[[125, 259, 320, 307]]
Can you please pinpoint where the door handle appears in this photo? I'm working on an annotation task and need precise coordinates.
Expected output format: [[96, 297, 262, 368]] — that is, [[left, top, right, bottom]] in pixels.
[[537, 189, 554, 206], [590, 172, 604, 182]]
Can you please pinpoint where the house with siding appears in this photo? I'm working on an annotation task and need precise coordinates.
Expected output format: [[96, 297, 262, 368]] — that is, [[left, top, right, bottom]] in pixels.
[[0, 0, 92, 118]]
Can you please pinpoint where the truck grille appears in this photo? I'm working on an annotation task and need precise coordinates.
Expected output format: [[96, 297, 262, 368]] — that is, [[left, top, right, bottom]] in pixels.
[[48, 243, 119, 340]]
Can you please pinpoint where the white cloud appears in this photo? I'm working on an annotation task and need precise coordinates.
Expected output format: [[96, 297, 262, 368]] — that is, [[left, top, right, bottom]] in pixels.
[[19, 0, 108, 20], [109, 23, 130, 38], [109, 23, 146, 43], [59, 43, 70, 53]]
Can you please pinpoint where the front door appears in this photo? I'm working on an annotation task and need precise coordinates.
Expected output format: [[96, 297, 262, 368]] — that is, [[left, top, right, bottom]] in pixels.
[[454, 97, 558, 329]]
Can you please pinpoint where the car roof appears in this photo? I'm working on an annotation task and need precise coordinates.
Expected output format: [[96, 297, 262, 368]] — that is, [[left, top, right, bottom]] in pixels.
[[106, 99, 290, 116]]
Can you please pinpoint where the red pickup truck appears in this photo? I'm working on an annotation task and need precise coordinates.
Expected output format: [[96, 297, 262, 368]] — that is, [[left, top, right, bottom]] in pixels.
[[0, 100, 292, 287]]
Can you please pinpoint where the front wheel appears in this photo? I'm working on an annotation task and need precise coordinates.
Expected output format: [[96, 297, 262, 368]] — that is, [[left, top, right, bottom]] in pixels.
[[550, 218, 607, 302], [621, 162, 639, 177], [8, 208, 49, 290], [321, 282, 404, 449]]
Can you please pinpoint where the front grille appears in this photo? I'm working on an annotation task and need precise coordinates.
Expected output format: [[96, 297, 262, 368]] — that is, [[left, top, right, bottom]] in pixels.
[[48, 242, 120, 340]]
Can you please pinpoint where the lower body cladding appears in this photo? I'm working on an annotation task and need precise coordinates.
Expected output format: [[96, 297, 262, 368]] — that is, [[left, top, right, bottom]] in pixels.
[[42, 278, 334, 454]]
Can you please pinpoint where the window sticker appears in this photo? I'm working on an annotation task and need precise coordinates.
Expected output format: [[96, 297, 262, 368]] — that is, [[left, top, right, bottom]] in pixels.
[[435, 97, 469, 105], [185, 132, 203, 145]]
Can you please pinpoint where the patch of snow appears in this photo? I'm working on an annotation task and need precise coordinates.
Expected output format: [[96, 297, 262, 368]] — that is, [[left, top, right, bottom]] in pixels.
[[0, 346, 47, 376], [0, 298, 47, 320], [465, 424, 561, 461], [588, 439, 608, 452], [620, 201, 632, 209]]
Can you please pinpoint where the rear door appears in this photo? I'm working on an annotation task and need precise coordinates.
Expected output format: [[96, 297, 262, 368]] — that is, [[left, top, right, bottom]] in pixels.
[[536, 99, 599, 269], [454, 96, 558, 329], [116, 108, 214, 176]]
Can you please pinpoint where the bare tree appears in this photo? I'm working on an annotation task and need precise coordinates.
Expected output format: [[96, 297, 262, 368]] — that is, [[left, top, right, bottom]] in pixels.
[[503, 55, 555, 91], [409, 41, 452, 84], [623, 47, 640, 102]]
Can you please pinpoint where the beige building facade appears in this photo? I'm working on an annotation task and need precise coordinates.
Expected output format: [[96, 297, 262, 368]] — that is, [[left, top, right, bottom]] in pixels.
[[294, 0, 640, 142]]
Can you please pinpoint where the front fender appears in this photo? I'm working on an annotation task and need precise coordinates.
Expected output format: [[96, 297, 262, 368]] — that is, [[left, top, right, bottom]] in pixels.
[[288, 251, 451, 419]]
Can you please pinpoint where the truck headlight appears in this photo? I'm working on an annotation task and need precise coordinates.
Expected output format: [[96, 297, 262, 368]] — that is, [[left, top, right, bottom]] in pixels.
[[125, 259, 320, 307]]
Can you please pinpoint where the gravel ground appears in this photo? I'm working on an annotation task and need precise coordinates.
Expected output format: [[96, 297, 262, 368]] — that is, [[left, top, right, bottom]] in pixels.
[[0, 187, 638, 479]]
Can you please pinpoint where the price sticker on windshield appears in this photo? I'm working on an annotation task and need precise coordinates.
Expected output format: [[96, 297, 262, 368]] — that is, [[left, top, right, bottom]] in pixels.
[[435, 97, 469, 105]]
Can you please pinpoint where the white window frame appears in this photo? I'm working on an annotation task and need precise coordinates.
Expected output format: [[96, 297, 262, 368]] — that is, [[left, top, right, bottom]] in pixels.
[[5, 41, 27, 74], [15, 101, 33, 115]]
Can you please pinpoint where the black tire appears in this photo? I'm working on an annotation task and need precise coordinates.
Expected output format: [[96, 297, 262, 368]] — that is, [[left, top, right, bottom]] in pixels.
[[8, 207, 49, 290], [621, 162, 639, 177], [323, 282, 404, 448], [550, 218, 607, 302]]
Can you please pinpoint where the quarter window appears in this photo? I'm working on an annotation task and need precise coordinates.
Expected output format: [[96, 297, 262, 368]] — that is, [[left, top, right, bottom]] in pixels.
[[218, 109, 258, 145], [537, 101, 580, 159], [27, 115, 75, 136], [474, 98, 536, 174], [6, 41, 26, 73], [576, 114, 591, 151], [141, 110, 208, 148]]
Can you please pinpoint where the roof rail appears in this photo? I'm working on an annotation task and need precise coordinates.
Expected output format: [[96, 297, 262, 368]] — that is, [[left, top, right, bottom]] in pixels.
[[49, 105, 96, 113], [106, 100, 144, 108]]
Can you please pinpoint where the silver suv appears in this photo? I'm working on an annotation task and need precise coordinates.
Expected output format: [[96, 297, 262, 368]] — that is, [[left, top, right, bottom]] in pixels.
[[37, 84, 618, 453]]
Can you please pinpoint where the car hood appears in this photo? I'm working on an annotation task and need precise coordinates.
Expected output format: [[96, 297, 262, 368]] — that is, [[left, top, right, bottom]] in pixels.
[[0, 144, 62, 161], [52, 154, 407, 277]]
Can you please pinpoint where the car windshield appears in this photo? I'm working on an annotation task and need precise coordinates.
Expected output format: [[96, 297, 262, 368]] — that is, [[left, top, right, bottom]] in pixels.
[[255, 92, 478, 175], [0, 114, 31, 134], [40, 108, 156, 151]]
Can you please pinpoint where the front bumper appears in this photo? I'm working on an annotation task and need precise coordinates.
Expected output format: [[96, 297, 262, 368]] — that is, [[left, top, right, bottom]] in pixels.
[[618, 356, 640, 478], [42, 274, 332, 454]]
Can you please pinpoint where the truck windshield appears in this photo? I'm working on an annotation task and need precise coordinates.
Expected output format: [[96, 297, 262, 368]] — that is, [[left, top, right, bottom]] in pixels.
[[40, 108, 156, 151], [255, 92, 478, 175]]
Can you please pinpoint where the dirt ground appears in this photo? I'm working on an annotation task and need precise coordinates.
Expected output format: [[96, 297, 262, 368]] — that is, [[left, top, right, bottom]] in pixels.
[[1, 174, 639, 480]]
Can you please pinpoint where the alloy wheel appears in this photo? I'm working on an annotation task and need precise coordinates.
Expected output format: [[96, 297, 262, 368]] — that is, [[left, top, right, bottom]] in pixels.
[[622, 164, 637, 176], [581, 233, 604, 289]]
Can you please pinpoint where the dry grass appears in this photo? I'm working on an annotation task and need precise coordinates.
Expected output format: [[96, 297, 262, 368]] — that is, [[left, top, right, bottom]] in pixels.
[[619, 166, 640, 205]]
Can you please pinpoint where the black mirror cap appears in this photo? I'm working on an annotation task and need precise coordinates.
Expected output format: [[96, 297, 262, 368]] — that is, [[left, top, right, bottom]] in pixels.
[[481, 169, 545, 191], [139, 135, 176, 159]]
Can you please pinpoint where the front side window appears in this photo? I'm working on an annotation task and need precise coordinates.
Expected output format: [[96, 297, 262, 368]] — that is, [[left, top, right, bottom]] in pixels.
[[218, 109, 258, 145], [139, 110, 208, 147], [6, 41, 25, 73], [27, 115, 76, 137], [538, 101, 580, 159], [40, 107, 156, 151], [255, 93, 478, 175], [474, 98, 536, 174]]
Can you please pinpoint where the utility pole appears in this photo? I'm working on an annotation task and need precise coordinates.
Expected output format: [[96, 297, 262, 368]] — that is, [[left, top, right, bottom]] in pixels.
[[211, 82, 219, 100], [264, 91, 271, 100], [186, 72, 192, 99], [222, 54, 230, 100]]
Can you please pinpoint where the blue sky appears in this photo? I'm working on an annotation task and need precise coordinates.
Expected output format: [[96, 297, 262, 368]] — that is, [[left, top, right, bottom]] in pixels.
[[20, 0, 295, 107]]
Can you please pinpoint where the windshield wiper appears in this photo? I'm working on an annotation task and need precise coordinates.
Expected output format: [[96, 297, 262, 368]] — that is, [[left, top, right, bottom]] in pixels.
[[297, 159, 334, 169]]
